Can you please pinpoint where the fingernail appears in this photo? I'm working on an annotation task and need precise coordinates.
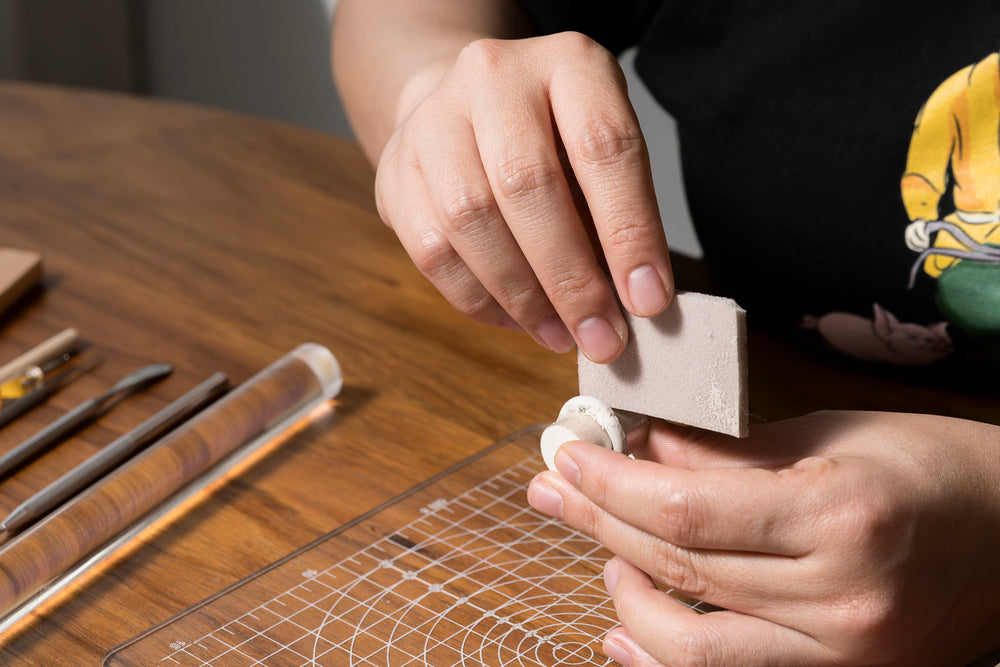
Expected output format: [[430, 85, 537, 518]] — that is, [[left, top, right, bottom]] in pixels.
[[534, 314, 575, 353], [554, 449, 580, 488], [603, 635, 633, 667], [627, 265, 669, 317], [603, 558, 620, 595], [527, 478, 564, 519], [576, 317, 624, 363]]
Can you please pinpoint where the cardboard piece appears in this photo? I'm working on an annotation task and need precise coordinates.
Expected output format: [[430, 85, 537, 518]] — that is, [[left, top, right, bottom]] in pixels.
[[578, 291, 748, 437], [0, 249, 43, 318]]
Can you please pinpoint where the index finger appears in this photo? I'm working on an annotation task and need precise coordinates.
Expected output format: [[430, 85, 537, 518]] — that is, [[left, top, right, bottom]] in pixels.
[[549, 36, 674, 319], [550, 440, 825, 555], [463, 37, 630, 363]]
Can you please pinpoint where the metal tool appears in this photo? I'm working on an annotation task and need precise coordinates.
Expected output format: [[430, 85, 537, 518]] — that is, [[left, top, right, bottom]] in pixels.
[[0, 343, 340, 632], [0, 371, 228, 535], [0, 363, 174, 478]]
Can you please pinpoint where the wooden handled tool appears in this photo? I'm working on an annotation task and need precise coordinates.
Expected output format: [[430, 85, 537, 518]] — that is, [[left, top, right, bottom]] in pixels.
[[0, 328, 80, 388]]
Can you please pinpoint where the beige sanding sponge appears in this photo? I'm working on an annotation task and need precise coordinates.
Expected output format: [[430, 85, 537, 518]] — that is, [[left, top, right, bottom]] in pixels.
[[578, 291, 748, 438], [0, 249, 42, 318]]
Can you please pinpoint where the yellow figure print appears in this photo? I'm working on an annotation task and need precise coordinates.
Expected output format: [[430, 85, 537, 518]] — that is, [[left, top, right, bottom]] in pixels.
[[901, 52, 1000, 278], [900, 53, 1000, 360]]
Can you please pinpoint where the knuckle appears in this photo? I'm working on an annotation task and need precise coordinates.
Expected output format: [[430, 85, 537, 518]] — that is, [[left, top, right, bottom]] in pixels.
[[827, 485, 908, 556], [574, 115, 645, 167], [544, 270, 602, 306], [602, 215, 654, 250], [657, 487, 703, 546], [451, 289, 497, 322], [552, 30, 610, 63], [652, 547, 709, 599], [494, 151, 559, 202], [803, 486, 913, 658], [492, 281, 538, 314], [440, 188, 497, 236], [855, 596, 904, 637], [828, 593, 908, 660], [409, 231, 460, 278], [456, 38, 508, 77]]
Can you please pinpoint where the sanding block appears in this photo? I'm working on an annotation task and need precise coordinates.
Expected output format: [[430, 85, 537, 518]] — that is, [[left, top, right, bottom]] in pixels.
[[0, 249, 43, 318], [580, 291, 748, 437], [541, 291, 748, 469]]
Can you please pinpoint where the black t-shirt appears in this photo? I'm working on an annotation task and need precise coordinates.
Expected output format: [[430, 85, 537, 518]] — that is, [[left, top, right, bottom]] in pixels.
[[518, 0, 1000, 369]]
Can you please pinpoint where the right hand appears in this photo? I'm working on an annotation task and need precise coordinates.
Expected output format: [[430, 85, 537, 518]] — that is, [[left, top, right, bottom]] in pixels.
[[375, 32, 674, 363]]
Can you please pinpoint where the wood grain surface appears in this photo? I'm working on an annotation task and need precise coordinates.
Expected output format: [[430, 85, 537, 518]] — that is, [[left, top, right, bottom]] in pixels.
[[0, 82, 995, 665]]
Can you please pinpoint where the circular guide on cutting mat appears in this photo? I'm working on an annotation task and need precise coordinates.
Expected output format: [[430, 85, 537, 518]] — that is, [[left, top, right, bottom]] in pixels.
[[104, 426, 711, 666]]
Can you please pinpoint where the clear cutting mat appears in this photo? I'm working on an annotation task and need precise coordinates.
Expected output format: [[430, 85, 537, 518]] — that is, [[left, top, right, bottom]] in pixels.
[[104, 425, 709, 666]]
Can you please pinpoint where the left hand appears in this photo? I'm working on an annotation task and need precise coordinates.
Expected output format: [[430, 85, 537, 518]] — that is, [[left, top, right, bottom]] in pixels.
[[527, 410, 1000, 666]]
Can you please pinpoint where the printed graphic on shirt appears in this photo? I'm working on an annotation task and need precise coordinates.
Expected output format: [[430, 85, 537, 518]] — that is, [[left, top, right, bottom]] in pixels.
[[901, 51, 1000, 362], [801, 306, 952, 366], [806, 52, 1000, 366]]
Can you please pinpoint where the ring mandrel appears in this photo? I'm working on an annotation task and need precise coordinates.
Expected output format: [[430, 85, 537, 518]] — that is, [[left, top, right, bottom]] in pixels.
[[540, 395, 649, 471]]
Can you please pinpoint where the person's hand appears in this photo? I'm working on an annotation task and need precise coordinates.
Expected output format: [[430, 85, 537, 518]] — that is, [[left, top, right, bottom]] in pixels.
[[905, 219, 931, 251], [375, 32, 673, 363], [527, 411, 1000, 666]]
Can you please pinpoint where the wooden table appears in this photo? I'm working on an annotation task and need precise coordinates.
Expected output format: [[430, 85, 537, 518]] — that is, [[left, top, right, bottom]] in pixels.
[[0, 82, 996, 665]]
